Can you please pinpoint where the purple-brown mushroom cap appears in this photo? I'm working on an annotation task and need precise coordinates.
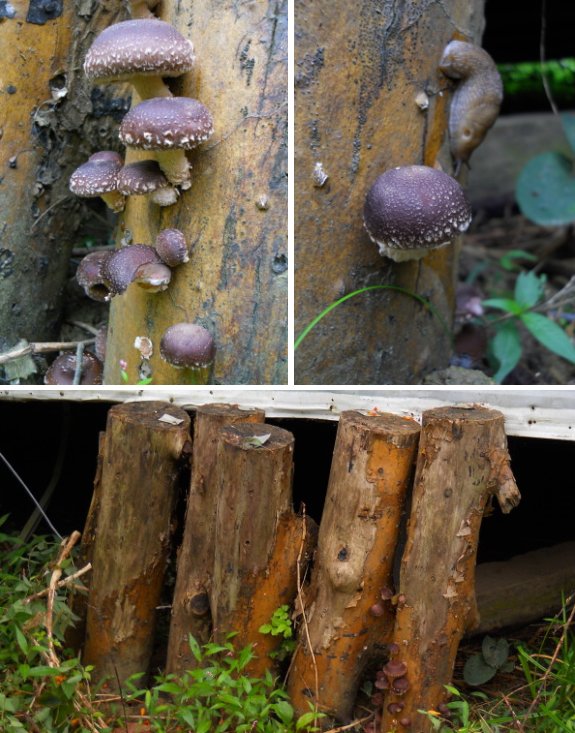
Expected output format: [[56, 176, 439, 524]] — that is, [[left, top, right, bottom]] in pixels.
[[160, 323, 215, 369], [133, 261, 172, 291], [84, 19, 195, 83], [383, 659, 408, 679], [363, 165, 472, 262], [117, 160, 178, 206], [69, 151, 125, 212], [155, 228, 189, 266], [76, 250, 114, 302], [119, 97, 214, 150], [44, 351, 103, 385], [102, 244, 162, 295]]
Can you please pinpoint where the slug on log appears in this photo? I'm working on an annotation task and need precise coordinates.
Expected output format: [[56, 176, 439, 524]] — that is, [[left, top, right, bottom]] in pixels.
[[439, 40, 503, 175]]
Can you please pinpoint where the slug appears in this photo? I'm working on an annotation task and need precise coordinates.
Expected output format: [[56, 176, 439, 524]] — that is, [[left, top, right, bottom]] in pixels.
[[439, 40, 503, 175]]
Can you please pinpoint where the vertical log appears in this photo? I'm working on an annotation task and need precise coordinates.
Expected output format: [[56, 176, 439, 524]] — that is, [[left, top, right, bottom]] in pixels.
[[288, 411, 420, 723], [83, 401, 191, 685], [104, 1, 288, 384], [294, 1, 486, 383], [0, 3, 128, 353], [380, 407, 520, 733], [166, 403, 265, 675], [210, 423, 307, 678]]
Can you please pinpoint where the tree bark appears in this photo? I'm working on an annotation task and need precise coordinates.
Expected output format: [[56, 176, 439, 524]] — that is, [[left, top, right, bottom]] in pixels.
[[380, 407, 520, 733], [103, 0, 288, 385], [0, 2, 128, 357], [166, 403, 265, 675], [294, 0, 485, 384], [210, 423, 311, 679], [82, 401, 191, 685], [288, 411, 420, 724]]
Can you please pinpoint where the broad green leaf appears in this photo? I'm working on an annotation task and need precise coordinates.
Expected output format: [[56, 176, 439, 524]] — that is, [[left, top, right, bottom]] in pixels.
[[14, 625, 28, 656], [516, 151, 575, 226], [514, 271, 545, 309], [463, 654, 497, 686], [483, 298, 523, 315], [482, 636, 509, 669], [521, 312, 575, 363], [491, 321, 522, 383]]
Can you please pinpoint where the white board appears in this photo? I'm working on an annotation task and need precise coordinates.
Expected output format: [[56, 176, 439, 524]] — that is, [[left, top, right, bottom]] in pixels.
[[1, 387, 575, 441]]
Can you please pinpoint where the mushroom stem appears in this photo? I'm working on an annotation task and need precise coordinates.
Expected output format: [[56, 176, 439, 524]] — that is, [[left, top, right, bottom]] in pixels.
[[185, 364, 213, 385], [100, 190, 126, 213], [129, 0, 159, 18], [150, 185, 179, 207], [131, 75, 173, 99], [156, 149, 192, 188]]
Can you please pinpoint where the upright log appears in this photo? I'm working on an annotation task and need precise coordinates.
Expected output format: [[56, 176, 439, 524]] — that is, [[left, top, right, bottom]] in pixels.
[[166, 403, 265, 675], [288, 411, 421, 724], [294, 1, 486, 383], [0, 4, 127, 354], [380, 407, 520, 733], [104, 1, 288, 384], [211, 423, 310, 679], [83, 401, 191, 685]]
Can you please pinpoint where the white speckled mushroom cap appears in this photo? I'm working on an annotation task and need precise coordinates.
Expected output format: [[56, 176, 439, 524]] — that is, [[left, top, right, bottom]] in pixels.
[[84, 19, 195, 81], [69, 151, 123, 197], [119, 97, 214, 150], [155, 228, 189, 266], [363, 165, 472, 262], [117, 159, 169, 194], [102, 244, 162, 295], [160, 323, 215, 368]]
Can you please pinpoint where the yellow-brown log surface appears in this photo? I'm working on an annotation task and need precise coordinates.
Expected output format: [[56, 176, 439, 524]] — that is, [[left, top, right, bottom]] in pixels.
[[211, 423, 310, 678], [166, 403, 266, 675], [288, 411, 420, 723], [103, 1, 288, 384], [381, 406, 520, 733], [0, 3, 127, 351], [83, 401, 191, 685], [294, 1, 485, 384]]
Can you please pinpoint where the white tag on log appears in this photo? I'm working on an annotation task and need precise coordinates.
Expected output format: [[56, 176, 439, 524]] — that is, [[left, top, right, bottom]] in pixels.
[[158, 413, 184, 425]]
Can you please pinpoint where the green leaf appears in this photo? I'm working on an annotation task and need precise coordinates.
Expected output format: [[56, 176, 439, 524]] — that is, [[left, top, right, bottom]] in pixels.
[[274, 699, 295, 724], [491, 321, 522, 383], [188, 634, 203, 663], [463, 654, 497, 686], [514, 271, 545, 309], [521, 312, 575, 364], [499, 249, 538, 272], [14, 625, 28, 656], [516, 151, 575, 226], [258, 624, 272, 634], [482, 636, 509, 669], [483, 298, 523, 315]]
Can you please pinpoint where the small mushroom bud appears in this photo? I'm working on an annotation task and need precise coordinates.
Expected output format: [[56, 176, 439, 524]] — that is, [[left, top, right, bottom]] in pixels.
[[383, 659, 408, 679], [160, 322, 216, 384], [44, 351, 103, 385], [391, 676, 410, 696], [76, 250, 114, 302], [84, 19, 195, 99], [387, 642, 401, 657], [363, 165, 472, 262], [374, 673, 389, 691], [120, 97, 214, 188], [155, 228, 189, 266], [69, 151, 125, 212], [370, 603, 385, 617], [132, 261, 172, 291], [399, 717, 412, 728], [381, 586, 394, 601], [387, 702, 404, 714], [102, 244, 162, 295]]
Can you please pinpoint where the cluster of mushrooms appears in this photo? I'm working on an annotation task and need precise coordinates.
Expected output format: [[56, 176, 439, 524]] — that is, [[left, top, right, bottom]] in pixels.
[[56, 8, 217, 385]]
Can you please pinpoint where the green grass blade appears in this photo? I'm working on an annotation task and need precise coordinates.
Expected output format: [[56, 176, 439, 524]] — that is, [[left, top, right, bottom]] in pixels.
[[294, 285, 451, 350]]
